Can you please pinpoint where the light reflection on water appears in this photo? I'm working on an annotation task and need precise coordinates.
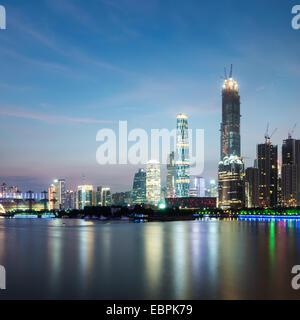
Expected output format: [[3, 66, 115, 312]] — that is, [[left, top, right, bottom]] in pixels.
[[0, 218, 300, 299]]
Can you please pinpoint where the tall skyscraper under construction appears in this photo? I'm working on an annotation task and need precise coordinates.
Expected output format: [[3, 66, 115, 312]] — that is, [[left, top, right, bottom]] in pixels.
[[218, 66, 245, 209], [176, 114, 190, 198], [220, 66, 241, 160]]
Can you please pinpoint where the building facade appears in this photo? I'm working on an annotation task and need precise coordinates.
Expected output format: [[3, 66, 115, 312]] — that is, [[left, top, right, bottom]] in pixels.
[[166, 152, 176, 198], [176, 114, 190, 197], [53, 179, 66, 210], [132, 169, 146, 204], [245, 167, 259, 208], [281, 136, 300, 206], [189, 176, 205, 197], [77, 185, 93, 209], [257, 142, 278, 208], [146, 160, 161, 206], [218, 156, 244, 209], [220, 72, 241, 159], [218, 68, 244, 209]]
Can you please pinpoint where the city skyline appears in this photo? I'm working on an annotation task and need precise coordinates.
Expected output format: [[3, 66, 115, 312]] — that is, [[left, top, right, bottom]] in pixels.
[[0, 0, 300, 192]]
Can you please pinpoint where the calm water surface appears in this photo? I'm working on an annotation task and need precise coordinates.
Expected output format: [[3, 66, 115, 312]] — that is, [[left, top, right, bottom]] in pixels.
[[0, 218, 300, 300]]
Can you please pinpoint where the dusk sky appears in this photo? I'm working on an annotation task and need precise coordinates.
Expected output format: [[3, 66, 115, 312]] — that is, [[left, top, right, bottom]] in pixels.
[[0, 0, 300, 192]]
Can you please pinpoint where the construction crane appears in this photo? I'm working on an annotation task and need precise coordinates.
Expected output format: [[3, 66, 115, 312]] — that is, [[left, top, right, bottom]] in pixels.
[[265, 123, 277, 144], [221, 64, 233, 80], [288, 123, 297, 139]]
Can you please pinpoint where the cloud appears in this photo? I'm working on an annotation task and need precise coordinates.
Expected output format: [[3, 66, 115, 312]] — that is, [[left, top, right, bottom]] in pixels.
[[0, 106, 114, 125]]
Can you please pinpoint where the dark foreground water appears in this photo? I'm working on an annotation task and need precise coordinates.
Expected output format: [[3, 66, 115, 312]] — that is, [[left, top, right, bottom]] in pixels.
[[1, 218, 300, 300]]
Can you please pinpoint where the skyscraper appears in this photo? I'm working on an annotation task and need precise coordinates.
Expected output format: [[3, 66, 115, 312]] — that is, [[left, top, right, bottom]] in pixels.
[[48, 184, 56, 210], [281, 135, 300, 206], [146, 160, 161, 206], [258, 141, 278, 208], [77, 185, 93, 209], [218, 66, 244, 209], [132, 169, 146, 204], [176, 114, 190, 197], [53, 179, 66, 210], [245, 167, 259, 208], [220, 66, 241, 159], [166, 152, 176, 198]]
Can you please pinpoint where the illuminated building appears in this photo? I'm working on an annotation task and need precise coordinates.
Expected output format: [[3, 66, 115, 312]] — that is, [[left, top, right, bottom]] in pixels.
[[166, 197, 216, 209], [281, 135, 300, 206], [48, 184, 56, 210], [65, 190, 76, 210], [220, 66, 241, 159], [132, 169, 146, 204], [218, 66, 244, 209], [206, 180, 218, 198], [218, 156, 245, 209], [176, 114, 190, 197], [77, 185, 93, 209], [53, 179, 66, 210], [101, 187, 112, 206], [166, 152, 176, 198], [245, 167, 259, 208], [146, 160, 161, 206], [189, 176, 205, 197], [258, 142, 278, 207], [95, 186, 112, 206]]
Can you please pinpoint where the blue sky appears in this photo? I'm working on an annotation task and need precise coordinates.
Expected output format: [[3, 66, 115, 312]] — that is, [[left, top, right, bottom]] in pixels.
[[0, 0, 300, 192]]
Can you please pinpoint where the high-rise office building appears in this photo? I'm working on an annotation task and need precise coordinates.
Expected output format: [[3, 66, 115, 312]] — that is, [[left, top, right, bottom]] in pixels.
[[53, 179, 66, 210], [176, 114, 190, 197], [258, 142, 278, 208], [132, 169, 146, 204], [77, 185, 93, 209], [189, 176, 205, 197], [218, 66, 244, 209], [245, 167, 259, 208], [281, 135, 300, 206], [166, 152, 176, 198], [146, 160, 161, 206]]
